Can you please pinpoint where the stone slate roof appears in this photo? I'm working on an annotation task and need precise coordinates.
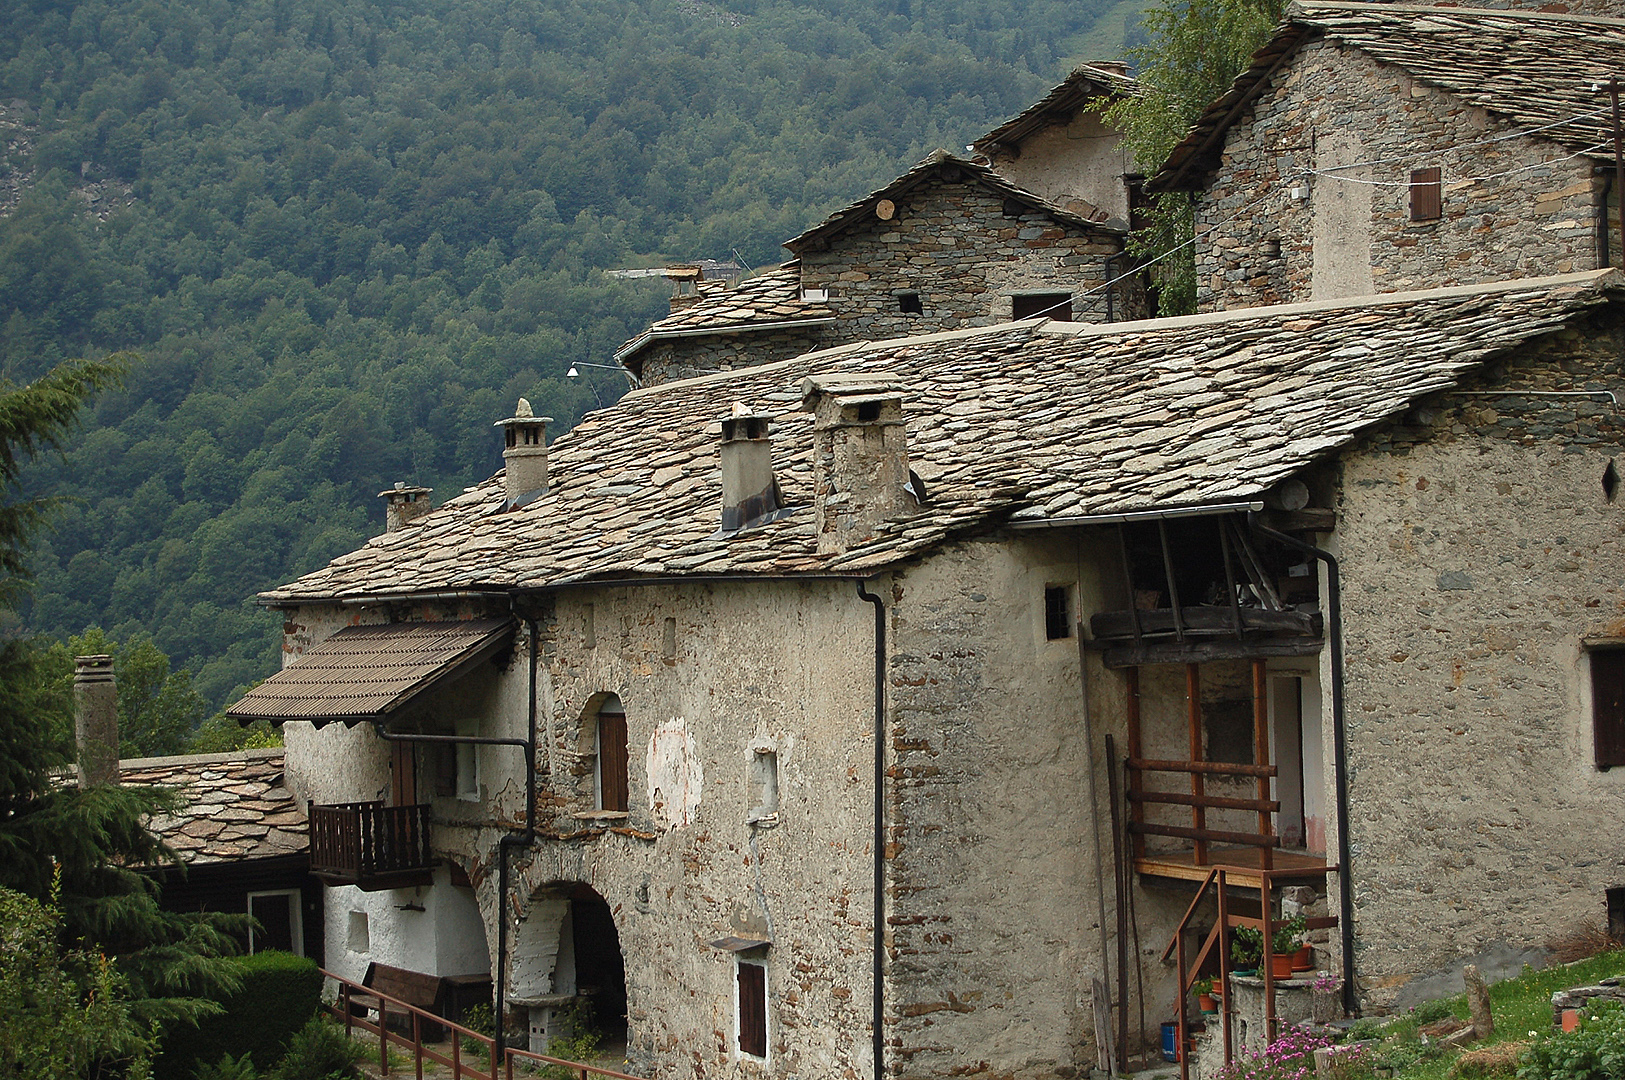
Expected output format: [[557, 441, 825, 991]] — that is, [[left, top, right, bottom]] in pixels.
[[127, 749, 307, 864], [227, 619, 514, 723], [1153, 1, 1625, 192], [974, 62, 1138, 154], [782, 149, 1125, 254], [260, 270, 1621, 604], [613, 262, 836, 366]]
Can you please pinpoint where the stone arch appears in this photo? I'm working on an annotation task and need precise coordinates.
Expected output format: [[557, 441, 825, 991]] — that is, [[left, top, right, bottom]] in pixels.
[[508, 881, 627, 1051]]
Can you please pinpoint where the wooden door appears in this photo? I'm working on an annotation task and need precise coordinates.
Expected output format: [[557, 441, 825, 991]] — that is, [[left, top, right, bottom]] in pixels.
[[390, 740, 417, 806], [598, 711, 628, 812]]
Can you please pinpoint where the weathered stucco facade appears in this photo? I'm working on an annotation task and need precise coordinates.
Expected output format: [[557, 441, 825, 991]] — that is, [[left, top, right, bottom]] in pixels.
[[1190, 42, 1602, 311]]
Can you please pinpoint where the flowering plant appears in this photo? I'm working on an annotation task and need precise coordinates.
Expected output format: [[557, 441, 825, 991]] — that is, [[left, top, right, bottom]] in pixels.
[[1313, 974, 1340, 994], [1214, 1028, 1337, 1080]]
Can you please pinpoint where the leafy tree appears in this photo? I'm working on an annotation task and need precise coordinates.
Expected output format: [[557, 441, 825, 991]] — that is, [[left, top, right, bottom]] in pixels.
[[28, 629, 212, 759], [1096, 0, 1284, 313]]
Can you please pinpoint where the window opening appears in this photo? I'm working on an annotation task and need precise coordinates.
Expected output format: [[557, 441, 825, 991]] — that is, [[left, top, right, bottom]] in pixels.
[[662, 617, 677, 662], [346, 910, 370, 953], [1608, 887, 1625, 944], [248, 890, 302, 955], [897, 291, 923, 315], [1012, 293, 1072, 321], [749, 750, 780, 824], [596, 701, 630, 812], [1605, 460, 1619, 503], [1044, 585, 1073, 640], [1410, 168, 1442, 221], [736, 960, 768, 1059], [1592, 650, 1625, 769], [583, 603, 596, 648]]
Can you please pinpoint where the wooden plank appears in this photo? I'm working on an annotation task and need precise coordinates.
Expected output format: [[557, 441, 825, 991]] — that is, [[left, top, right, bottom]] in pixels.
[[1159, 520, 1185, 642], [1187, 664, 1205, 865], [1089, 607, 1320, 641], [1126, 668, 1145, 861], [1129, 821, 1283, 848], [1130, 758, 1277, 778], [1253, 660, 1273, 873], [1102, 638, 1324, 669], [1261, 508, 1336, 533], [1130, 790, 1280, 813]]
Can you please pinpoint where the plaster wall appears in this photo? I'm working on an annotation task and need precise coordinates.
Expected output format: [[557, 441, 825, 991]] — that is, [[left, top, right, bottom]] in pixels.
[[1331, 315, 1625, 1007], [798, 174, 1139, 338], [986, 113, 1134, 224], [1194, 42, 1601, 311], [324, 864, 491, 985]]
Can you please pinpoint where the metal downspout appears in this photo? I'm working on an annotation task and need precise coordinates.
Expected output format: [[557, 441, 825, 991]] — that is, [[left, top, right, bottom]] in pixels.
[[856, 580, 887, 1080], [1250, 521, 1356, 1014]]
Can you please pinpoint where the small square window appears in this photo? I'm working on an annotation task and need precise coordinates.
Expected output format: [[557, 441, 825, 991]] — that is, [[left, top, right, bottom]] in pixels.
[[1044, 585, 1073, 640], [346, 910, 370, 953], [1591, 649, 1625, 769], [1013, 293, 1072, 321], [897, 291, 922, 315]]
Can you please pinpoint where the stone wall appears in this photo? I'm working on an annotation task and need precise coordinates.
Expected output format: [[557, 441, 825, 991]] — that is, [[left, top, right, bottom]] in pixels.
[[985, 112, 1134, 224], [799, 174, 1139, 339], [635, 328, 829, 387], [1194, 42, 1603, 311], [1332, 311, 1625, 1007]]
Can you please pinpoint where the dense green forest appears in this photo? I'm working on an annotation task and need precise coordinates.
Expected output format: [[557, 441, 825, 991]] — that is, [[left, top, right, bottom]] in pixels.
[[0, 0, 1130, 712]]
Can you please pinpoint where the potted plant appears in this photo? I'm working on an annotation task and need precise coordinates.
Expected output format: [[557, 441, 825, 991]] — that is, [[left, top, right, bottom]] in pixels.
[[1270, 915, 1306, 979], [1311, 973, 1341, 1023], [1231, 926, 1263, 975], [1193, 977, 1217, 1014]]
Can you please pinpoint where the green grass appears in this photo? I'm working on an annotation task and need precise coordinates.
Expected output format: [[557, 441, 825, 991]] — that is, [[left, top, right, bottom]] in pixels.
[[1390, 950, 1625, 1080]]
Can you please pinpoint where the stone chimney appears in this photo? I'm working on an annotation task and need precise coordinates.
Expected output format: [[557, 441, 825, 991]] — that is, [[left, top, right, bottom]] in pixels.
[[800, 373, 917, 554], [379, 482, 433, 533], [494, 398, 552, 505], [74, 655, 118, 788], [666, 266, 703, 312], [719, 404, 782, 532]]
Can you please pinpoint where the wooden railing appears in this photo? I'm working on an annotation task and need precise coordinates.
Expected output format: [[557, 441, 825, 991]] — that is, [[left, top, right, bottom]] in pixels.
[[310, 802, 433, 884], [323, 968, 647, 1080]]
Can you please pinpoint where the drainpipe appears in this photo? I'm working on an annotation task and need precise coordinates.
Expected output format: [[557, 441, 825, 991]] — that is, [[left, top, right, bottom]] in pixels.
[[369, 608, 540, 1053], [1250, 520, 1356, 1015], [856, 579, 886, 1080]]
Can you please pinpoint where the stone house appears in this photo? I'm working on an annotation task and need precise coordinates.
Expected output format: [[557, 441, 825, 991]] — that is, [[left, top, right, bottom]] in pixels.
[[1149, 1, 1625, 311], [231, 268, 1625, 1077], [617, 150, 1142, 387]]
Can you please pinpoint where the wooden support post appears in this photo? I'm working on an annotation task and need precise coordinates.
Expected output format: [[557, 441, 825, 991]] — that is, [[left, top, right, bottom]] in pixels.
[[1218, 870, 1233, 1068], [1176, 921, 1189, 1080], [1262, 869, 1277, 1041], [452, 1025, 461, 1080], [413, 1012, 423, 1080], [1127, 667, 1145, 860], [1253, 660, 1273, 872], [1188, 664, 1207, 865], [380, 1003, 390, 1075]]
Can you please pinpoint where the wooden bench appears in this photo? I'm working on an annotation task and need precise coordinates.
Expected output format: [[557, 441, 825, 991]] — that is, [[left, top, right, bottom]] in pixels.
[[350, 962, 448, 1041]]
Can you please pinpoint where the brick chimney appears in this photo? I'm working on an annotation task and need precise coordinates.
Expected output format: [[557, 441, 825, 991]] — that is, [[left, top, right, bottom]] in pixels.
[[74, 655, 118, 788], [494, 398, 552, 505], [718, 404, 783, 532], [379, 482, 433, 533], [800, 373, 917, 554]]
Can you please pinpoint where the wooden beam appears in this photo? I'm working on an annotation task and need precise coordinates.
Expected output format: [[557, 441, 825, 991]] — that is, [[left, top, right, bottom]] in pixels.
[[1254, 659, 1273, 872], [1090, 607, 1320, 641], [1128, 821, 1283, 848], [1130, 758, 1278, 778], [1261, 508, 1336, 533], [1130, 790, 1280, 813], [1188, 663, 1205, 865], [1126, 667, 1145, 861], [1101, 637, 1324, 669]]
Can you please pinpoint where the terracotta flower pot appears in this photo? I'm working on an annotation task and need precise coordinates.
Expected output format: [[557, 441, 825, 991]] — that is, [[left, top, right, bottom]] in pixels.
[[1291, 945, 1314, 971], [1270, 952, 1296, 979], [1198, 993, 1217, 1013]]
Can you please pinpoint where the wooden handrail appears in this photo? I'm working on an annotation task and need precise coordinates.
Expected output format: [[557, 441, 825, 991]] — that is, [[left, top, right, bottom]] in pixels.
[[319, 967, 647, 1080], [1129, 821, 1282, 848], [1129, 758, 1278, 778], [1129, 790, 1281, 813]]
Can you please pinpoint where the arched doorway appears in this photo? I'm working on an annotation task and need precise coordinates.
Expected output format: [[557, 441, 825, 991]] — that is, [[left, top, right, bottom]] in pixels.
[[509, 882, 627, 1054]]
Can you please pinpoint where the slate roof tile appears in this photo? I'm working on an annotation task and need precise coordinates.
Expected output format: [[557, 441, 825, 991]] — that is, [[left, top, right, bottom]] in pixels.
[[613, 263, 836, 364], [119, 749, 307, 864]]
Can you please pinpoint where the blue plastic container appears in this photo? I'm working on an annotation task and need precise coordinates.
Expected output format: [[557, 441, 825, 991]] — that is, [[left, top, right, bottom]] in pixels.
[[1161, 1021, 1179, 1062]]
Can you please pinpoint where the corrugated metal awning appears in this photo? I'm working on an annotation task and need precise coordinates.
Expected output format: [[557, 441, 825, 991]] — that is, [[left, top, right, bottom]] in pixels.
[[227, 619, 514, 726]]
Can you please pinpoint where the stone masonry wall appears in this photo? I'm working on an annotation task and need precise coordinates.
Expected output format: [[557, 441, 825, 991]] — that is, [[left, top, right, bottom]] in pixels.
[[799, 173, 1140, 339], [636, 328, 829, 387], [1333, 311, 1625, 1008], [1195, 41, 1603, 311]]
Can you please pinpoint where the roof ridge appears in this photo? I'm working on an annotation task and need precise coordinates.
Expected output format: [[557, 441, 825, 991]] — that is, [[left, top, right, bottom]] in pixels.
[[1291, 0, 1625, 28], [1041, 269, 1620, 339]]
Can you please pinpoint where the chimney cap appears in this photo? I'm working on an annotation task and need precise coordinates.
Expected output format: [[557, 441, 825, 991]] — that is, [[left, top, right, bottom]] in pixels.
[[494, 398, 554, 428], [800, 372, 906, 410], [378, 482, 433, 499]]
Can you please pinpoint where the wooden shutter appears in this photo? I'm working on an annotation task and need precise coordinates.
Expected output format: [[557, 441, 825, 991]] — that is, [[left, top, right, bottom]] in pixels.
[[1593, 651, 1625, 768], [737, 962, 767, 1058], [1410, 168, 1442, 221], [599, 711, 629, 812], [390, 741, 417, 805]]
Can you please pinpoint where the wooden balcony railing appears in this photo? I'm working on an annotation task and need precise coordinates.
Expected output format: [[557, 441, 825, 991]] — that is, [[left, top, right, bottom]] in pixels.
[[310, 802, 435, 890]]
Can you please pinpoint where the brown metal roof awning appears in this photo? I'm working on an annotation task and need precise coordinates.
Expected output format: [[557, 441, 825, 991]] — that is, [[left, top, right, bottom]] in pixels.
[[227, 619, 514, 727]]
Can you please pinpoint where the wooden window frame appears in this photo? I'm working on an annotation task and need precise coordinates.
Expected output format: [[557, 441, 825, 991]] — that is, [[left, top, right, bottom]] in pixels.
[[1044, 585, 1073, 640], [736, 959, 768, 1060], [1592, 648, 1625, 769], [1409, 168, 1442, 222]]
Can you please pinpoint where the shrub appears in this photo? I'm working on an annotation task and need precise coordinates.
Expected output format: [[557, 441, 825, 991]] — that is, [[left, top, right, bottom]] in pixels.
[[195, 1053, 258, 1080], [154, 951, 322, 1080], [1414, 999, 1456, 1025], [460, 1003, 494, 1058], [266, 1018, 365, 1080], [1517, 1002, 1625, 1080]]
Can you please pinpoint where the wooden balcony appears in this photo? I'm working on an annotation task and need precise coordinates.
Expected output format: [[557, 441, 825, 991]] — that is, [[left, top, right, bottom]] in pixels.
[[310, 801, 435, 890]]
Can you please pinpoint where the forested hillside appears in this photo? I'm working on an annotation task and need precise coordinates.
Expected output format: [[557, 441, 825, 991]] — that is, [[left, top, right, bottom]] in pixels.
[[0, 0, 1127, 707]]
